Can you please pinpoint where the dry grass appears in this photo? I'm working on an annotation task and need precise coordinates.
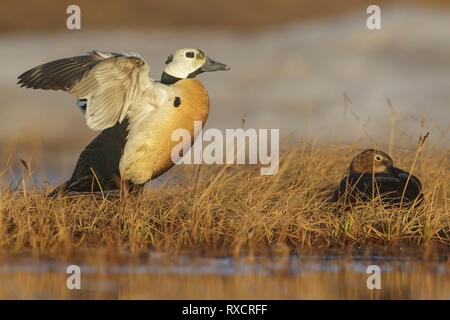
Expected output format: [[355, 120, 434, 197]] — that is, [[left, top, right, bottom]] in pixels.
[[0, 142, 448, 258]]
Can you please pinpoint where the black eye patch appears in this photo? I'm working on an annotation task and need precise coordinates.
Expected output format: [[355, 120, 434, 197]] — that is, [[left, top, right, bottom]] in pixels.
[[185, 51, 195, 58], [173, 96, 181, 107]]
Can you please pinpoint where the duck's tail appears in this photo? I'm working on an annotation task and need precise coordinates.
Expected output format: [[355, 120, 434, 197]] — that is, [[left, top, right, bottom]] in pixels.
[[47, 182, 69, 198]]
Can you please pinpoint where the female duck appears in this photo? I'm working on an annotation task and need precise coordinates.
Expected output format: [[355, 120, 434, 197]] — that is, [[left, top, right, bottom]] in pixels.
[[332, 149, 423, 206]]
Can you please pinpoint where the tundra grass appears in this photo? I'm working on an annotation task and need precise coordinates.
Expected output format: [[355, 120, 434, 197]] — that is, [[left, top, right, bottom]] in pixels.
[[0, 143, 447, 258]]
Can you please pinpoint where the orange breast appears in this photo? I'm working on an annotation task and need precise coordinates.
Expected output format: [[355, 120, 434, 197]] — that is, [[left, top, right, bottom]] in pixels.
[[120, 79, 210, 184], [152, 79, 210, 177]]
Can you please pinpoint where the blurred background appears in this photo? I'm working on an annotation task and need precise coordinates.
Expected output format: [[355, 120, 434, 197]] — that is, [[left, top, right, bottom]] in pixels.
[[0, 0, 449, 186]]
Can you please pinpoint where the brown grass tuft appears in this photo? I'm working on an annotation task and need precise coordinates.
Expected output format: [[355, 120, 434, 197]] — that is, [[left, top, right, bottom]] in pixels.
[[0, 144, 448, 257]]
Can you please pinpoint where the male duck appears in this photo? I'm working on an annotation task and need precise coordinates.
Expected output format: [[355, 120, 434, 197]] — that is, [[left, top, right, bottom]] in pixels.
[[18, 48, 230, 195]]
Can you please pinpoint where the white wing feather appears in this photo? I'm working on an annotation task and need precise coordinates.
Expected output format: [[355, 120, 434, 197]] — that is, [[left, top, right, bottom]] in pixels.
[[69, 53, 155, 131], [18, 51, 163, 131]]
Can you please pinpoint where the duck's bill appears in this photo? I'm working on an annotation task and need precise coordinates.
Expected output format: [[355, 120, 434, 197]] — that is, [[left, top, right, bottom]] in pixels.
[[201, 56, 230, 72]]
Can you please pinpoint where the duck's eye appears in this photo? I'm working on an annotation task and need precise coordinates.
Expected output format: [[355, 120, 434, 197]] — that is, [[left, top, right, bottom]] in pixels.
[[185, 51, 195, 58], [375, 155, 382, 161]]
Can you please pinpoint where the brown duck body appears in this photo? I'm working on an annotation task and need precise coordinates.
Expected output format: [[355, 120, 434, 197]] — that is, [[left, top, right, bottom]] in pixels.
[[120, 79, 209, 184], [58, 79, 210, 194]]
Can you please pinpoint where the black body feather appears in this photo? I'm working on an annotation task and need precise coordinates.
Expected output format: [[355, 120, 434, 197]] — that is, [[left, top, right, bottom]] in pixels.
[[48, 118, 143, 196], [332, 167, 423, 207]]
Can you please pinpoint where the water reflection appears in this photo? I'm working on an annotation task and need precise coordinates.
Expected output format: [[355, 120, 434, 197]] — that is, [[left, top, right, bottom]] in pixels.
[[1, 251, 447, 276]]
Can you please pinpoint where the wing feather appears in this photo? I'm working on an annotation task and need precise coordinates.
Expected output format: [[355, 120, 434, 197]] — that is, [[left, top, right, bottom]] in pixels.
[[17, 51, 156, 131]]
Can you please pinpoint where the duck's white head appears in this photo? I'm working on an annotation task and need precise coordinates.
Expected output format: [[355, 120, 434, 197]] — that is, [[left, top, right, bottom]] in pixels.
[[162, 48, 230, 84]]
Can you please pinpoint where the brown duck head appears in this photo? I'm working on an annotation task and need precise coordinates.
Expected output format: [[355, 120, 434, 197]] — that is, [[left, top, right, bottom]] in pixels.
[[349, 149, 394, 174]]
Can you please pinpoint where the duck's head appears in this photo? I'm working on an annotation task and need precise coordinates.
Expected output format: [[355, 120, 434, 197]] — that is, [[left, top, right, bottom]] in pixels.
[[161, 48, 230, 84], [349, 149, 394, 174]]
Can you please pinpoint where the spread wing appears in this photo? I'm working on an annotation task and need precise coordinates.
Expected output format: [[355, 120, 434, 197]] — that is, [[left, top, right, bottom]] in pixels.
[[17, 51, 156, 131]]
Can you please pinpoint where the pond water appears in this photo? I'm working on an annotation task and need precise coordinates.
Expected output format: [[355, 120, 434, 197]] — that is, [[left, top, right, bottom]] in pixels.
[[0, 251, 448, 299]]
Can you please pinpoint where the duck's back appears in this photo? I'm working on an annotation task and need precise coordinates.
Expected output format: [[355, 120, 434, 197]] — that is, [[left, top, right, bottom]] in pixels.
[[333, 168, 423, 205], [50, 119, 130, 195]]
